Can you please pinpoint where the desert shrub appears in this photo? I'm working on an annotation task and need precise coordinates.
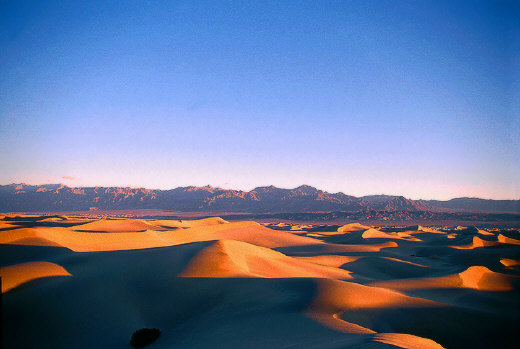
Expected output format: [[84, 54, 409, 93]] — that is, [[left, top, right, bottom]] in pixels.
[[130, 328, 161, 348]]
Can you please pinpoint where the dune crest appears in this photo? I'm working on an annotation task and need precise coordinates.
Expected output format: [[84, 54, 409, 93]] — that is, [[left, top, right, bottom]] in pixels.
[[362, 228, 421, 241], [372, 333, 445, 349], [73, 218, 166, 232], [451, 236, 501, 249], [180, 240, 354, 279], [459, 266, 513, 291], [337, 223, 370, 232]]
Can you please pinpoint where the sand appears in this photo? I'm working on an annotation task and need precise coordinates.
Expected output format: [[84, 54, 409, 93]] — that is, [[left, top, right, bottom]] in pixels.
[[0, 261, 71, 293], [1, 215, 519, 348]]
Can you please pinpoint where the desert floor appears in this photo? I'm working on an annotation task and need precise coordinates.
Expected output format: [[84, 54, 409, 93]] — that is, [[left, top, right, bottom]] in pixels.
[[1, 214, 519, 348]]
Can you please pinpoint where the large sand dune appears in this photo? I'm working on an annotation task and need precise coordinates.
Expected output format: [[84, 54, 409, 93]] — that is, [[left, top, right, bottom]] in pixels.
[[1, 214, 519, 348]]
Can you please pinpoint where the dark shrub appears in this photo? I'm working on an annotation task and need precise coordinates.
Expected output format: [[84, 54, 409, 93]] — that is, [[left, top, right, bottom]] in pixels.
[[130, 328, 161, 348]]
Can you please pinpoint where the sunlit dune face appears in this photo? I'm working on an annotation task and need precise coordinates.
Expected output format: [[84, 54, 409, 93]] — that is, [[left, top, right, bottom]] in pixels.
[[362, 228, 422, 241], [337, 223, 370, 233], [0, 261, 71, 293], [458, 266, 513, 291], [210, 222, 324, 248], [0, 227, 70, 248], [371, 266, 514, 292], [308, 279, 440, 313], [498, 234, 520, 245], [179, 240, 354, 279], [0, 219, 324, 252], [8, 236, 65, 247], [0, 222, 24, 230], [451, 235, 503, 249], [500, 258, 520, 267], [305, 279, 442, 336]]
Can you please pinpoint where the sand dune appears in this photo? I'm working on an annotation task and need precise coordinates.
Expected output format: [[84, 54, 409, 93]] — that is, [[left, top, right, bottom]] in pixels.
[[308, 278, 440, 313], [180, 239, 354, 279], [451, 236, 502, 249], [0, 220, 322, 252], [306, 278, 441, 337], [362, 228, 422, 241], [1, 215, 518, 349], [371, 266, 514, 291], [73, 218, 167, 232], [0, 261, 71, 293], [498, 233, 520, 245], [500, 258, 520, 267], [337, 223, 370, 232], [149, 216, 228, 228]]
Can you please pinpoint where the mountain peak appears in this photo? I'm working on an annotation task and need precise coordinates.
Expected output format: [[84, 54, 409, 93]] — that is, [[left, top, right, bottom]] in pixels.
[[252, 185, 281, 192], [294, 185, 320, 194], [296, 184, 316, 189]]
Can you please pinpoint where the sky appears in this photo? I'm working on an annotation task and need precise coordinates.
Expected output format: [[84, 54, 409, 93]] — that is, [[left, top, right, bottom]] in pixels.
[[0, 0, 519, 200]]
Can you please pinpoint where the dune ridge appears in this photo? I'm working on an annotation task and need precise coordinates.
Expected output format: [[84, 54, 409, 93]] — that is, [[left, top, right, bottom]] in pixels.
[[0, 220, 322, 252], [372, 333, 445, 349]]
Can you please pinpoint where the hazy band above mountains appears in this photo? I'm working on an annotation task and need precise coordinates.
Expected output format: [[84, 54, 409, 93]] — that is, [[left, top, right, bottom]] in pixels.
[[1, 183, 518, 213]]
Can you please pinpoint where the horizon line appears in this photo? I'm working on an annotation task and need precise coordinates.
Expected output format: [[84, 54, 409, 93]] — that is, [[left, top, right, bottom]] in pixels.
[[3, 182, 519, 202]]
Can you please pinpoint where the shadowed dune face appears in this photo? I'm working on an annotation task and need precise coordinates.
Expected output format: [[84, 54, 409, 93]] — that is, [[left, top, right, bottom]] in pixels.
[[1, 215, 519, 349]]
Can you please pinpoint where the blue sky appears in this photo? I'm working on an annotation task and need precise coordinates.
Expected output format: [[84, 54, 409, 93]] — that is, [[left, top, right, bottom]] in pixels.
[[1, 0, 518, 199]]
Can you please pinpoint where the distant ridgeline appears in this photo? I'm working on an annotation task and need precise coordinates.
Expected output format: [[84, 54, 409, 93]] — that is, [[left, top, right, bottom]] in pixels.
[[0, 183, 519, 213]]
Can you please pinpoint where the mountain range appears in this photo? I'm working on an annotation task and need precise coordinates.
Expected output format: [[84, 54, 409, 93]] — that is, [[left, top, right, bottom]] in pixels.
[[1, 183, 518, 213]]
